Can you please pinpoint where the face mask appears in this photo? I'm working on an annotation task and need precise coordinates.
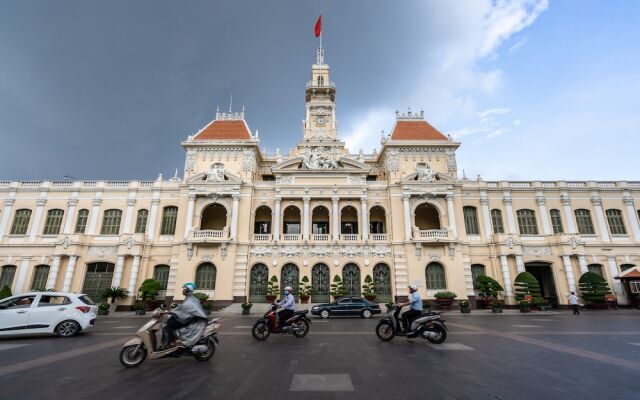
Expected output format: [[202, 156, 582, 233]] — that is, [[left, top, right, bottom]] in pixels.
[[284, 291, 289, 295]]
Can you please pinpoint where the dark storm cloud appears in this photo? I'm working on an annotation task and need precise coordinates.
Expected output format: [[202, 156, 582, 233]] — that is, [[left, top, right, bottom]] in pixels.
[[0, 0, 426, 180]]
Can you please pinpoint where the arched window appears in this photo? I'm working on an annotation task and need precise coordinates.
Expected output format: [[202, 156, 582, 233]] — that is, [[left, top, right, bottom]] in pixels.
[[605, 209, 626, 235], [340, 206, 359, 234], [160, 206, 178, 235], [254, 206, 272, 234], [195, 263, 217, 290], [75, 209, 89, 234], [587, 264, 604, 277], [517, 209, 538, 235], [369, 206, 386, 234], [426, 262, 446, 289], [135, 209, 149, 234], [471, 264, 486, 289], [0, 265, 17, 289], [575, 209, 595, 235], [311, 206, 329, 235], [153, 265, 170, 290], [201, 203, 227, 230], [100, 209, 122, 235], [43, 209, 64, 235], [549, 209, 563, 234], [10, 209, 31, 235], [317, 76, 324, 86], [620, 264, 635, 272], [463, 206, 479, 235], [282, 205, 301, 235], [30, 265, 50, 290], [415, 203, 441, 230], [491, 209, 504, 234]]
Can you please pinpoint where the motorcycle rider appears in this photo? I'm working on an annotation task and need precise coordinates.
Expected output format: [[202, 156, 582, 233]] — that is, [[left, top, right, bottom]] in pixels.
[[277, 286, 295, 327], [161, 282, 207, 349], [397, 284, 422, 334]]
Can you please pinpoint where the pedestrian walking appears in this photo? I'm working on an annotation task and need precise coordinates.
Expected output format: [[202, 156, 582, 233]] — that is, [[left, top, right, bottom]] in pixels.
[[568, 291, 580, 315]]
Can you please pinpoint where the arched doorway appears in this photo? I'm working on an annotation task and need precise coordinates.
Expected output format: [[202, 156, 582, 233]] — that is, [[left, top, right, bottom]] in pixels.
[[373, 263, 392, 302], [415, 203, 441, 230], [312, 206, 330, 237], [283, 206, 301, 236], [200, 203, 227, 230], [249, 264, 269, 303], [254, 206, 272, 235], [340, 206, 359, 235], [311, 263, 330, 303], [281, 263, 299, 298], [525, 262, 558, 308], [82, 262, 115, 302], [369, 206, 386, 235], [343, 263, 361, 296]]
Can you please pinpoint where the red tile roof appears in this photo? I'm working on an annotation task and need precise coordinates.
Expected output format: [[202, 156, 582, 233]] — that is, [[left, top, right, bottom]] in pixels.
[[390, 120, 448, 141], [193, 120, 252, 140]]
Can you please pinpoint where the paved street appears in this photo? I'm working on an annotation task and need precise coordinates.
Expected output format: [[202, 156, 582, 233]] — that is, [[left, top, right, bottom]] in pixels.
[[1, 309, 639, 399]]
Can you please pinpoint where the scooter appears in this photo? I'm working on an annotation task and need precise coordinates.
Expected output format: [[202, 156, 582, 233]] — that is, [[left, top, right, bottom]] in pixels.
[[251, 304, 311, 341], [119, 308, 220, 367], [375, 304, 447, 343]]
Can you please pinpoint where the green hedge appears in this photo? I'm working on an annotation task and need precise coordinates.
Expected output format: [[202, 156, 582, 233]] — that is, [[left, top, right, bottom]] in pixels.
[[514, 272, 541, 302], [578, 272, 611, 304]]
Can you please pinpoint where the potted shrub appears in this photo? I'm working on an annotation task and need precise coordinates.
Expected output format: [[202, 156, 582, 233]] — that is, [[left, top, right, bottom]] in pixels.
[[202, 302, 213, 315], [139, 279, 161, 308], [266, 275, 279, 303], [434, 291, 457, 310], [422, 300, 432, 313], [298, 276, 313, 303], [134, 302, 146, 315], [362, 275, 376, 301], [579, 271, 612, 309], [491, 300, 503, 313], [385, 301, 395, 313], [241, 302, 253, 315], [475, 275, 504, 309], [514, 272, 541, 309], [193, 292, 212, 315], [519, 300, 531, 313], [0, 285, 12, 300], [98, 302, 110, 315], [330, 275, 346, 301], [100, 286, 129, 310], [459, 300, 471, 313]]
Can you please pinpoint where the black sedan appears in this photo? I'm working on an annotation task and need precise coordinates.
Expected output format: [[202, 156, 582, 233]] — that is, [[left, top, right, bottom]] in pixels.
[[311, 297, 382, 319]]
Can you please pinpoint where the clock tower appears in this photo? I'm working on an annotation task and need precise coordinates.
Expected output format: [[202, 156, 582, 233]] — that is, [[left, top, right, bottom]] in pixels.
[[302, 45, 339, 143]]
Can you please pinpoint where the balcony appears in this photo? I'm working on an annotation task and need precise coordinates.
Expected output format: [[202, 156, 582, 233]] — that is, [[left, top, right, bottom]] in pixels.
[[283, 234, 301, 242], [340, 234, 359, 242], [189, 228, 228, 242], [253, 233, 271, 242], [312, 234, 330, 242], [413, 228, 451, 241], [370, 233, 388, 242]]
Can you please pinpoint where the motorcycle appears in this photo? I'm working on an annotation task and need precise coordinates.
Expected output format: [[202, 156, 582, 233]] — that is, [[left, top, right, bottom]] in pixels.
[[119, 308, 220, 367], [251, 304, 311, 341], [375, 304, 447, 343]]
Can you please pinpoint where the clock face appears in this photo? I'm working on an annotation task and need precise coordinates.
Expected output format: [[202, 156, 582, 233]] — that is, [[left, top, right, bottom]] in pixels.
[[315, 116, 327, 126]]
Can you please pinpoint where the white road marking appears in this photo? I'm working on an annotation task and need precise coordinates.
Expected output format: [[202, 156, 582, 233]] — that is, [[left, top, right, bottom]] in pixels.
[[0, 344, 30, 351], [512, 324, 542, 328], [629, 343, 640, 346], [113, 326, 138, 329], [426, 343, 474, 351], [531, 319, 554, 322], [232, 326, 253, 329], [290, 374, 354, 392]]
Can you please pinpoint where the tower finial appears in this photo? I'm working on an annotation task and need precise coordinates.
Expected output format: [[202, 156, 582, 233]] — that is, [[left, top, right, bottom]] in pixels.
[[229, 93, 233, 112]]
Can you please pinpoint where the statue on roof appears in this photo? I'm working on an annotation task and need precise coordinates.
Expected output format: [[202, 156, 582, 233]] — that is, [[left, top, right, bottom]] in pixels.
[[206, 163, 226, 182], [416, 163, 436, 183]]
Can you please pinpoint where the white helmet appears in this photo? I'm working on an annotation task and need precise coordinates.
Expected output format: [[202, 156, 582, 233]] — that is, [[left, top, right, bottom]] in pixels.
[[284, 286, 293, 291], [409, 284, 418, 291]]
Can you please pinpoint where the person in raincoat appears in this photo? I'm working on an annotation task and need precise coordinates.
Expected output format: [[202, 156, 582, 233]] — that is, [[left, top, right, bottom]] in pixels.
[[161, 282, 207, 349]]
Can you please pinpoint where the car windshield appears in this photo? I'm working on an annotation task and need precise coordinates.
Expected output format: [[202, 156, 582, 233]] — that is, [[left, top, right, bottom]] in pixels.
[[78, 295, 95, 305]]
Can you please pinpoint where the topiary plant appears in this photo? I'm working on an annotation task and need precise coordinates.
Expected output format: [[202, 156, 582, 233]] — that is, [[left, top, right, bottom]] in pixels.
[[0, 285, 12, 300], [434, 291, 457, 299], [330, 275, 346, 298], [579, 272, 612, 304], [362, 275, 376, 296], [266, 275, 279, 296], [298, 276, 313, 297], [514, 272, 541, 301], [475, 275, 504, 300], [139, 279, 161, 301], [193, 292, 209, 303]]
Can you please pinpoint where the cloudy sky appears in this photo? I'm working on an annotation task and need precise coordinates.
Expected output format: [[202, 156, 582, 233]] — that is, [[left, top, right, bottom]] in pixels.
[[1, 0, 639, 181]]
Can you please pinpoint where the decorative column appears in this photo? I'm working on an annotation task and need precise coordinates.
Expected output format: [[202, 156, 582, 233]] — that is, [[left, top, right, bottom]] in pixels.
[[515, 254, 525, 274], [127, 255, 141, 295], [402, 193, 412, 241], [112, 255, 125, 287], [0, 195, 15, 239], [446, 193, 458, 239], [463, 258, 474, 296], [591, 195, 610, 242], [561, 255, 577, 293], [29, 196, 47, 241], [480, 194, 491, 240], [146, 195, 160, 241], [360, 195, 368, 242], [623, 195, 640, 241], [331, 196, 339, 241], [62, 255, 78, 292], [122, 197, 136, 234], [14, 257, 31, 294], [87, 195, 103, 235], [577, 254, 588, 274], [273, 196, 281, 241], [499, 255, 513, 298], [230, 193, 240, 240], [503, 194, 517, 234], [561, 193, 576, 234], [45, 255, 62, 290], [607, 256, 624, 301], [183, 193, 196, 239], [62, 195, 78, 234], [302, 196, 310, 241], [536, 193, 552, 235]]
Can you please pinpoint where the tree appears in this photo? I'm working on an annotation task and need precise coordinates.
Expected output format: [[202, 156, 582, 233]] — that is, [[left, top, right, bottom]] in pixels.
[[139, 279, 161, 301], [0, 285, 12, 300], [475, 275, 504, 300], [579, 272, 612, 304], [330, 275, 345, 298], [100, 286, 130, 303], [513, 272, 541, 302]]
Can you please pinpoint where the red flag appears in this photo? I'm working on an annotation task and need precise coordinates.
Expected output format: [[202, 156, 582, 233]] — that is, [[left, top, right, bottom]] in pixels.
[[315, 15, 322, 37]]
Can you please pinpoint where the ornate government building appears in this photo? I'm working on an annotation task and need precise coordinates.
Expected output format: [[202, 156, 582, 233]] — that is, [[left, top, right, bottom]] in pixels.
[[1, 45, 639, 308]]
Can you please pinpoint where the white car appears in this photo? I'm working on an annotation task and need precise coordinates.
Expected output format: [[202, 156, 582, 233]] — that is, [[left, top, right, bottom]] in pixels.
[[0, 292, 97, 337]]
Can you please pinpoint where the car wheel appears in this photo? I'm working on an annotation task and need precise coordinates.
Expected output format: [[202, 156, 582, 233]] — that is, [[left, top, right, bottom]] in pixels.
[[56, 320, 79, 338], [362, 309, 372, 319], [320, 309, 330, 319]]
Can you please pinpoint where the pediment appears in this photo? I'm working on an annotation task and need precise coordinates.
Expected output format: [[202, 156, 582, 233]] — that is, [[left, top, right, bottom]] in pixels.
[[270, 156, 371, 173], [401, 171, 454, 184], [186, 170, 243, 184]]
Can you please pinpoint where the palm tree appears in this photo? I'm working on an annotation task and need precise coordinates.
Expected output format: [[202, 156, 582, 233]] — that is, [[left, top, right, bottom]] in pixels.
[[100, 286, 129, 304]]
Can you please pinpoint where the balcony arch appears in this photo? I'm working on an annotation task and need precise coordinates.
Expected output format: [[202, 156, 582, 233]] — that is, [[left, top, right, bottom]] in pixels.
[[414, 203, 441, 230], [369, 205, 387, 235], [312, 205, 330, 239], [254, 205, 272, 235], [340, 205, 359, 235], [200, 203, 228, 230], [282, 205, 301, 239]]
